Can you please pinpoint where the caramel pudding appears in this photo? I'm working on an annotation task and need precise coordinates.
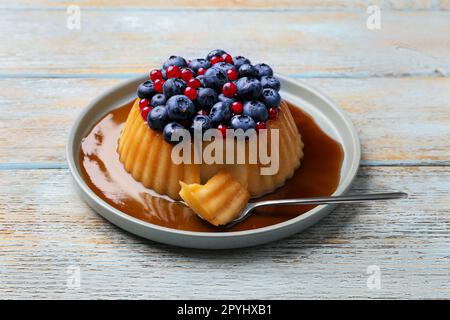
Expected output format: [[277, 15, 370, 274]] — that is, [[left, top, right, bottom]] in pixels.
[[80, 100, 343, 232]]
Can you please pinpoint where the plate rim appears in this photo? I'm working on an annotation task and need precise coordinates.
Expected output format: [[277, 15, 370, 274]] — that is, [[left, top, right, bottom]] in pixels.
[[67, 74, 361, 241]]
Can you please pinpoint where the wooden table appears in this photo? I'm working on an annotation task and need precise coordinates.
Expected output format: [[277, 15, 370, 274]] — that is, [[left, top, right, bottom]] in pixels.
[[1, 1, 449, 299]]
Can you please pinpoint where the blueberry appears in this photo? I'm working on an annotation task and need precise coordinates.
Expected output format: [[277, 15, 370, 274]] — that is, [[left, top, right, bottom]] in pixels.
[[238, 64, 259, 78], [218, 94, 236, 107], [166, 95, 195, 121], [190, 115, 212, 133], [261, 88, 281, 108], [260, 76, 281, 91], [196, 88, 218, 109], [233, 56, 251, 70], [150, 93, 166, 107], [235, 77, 263, 100], [137, 81, 156, 99], [203, 67, 228, 90], [254, 63, 273, 78], [163, 122, 186, 144], [162, 78, 187, 98], [196, 75, 205, 87], [212, 62, 235, 74], [243, 101, 268, 122], [147, 106, 168, 131], [209, 102, 232, 123], [162, 55, 188, 70], [206, 49, 226, 60], [188, 58, 211, 73], [230, 115, 256, 131]]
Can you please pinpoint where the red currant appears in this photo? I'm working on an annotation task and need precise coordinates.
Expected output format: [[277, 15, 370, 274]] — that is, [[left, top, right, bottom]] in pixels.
[[231, 101, 243, 114], [227, 68, 238, 81], [181, 68, 193, 81], [140, 106, 153, 120], [268, 107, 278, 120], [154, 79, 164, 93], [222, 82, 237, 98], [197, 67, 207, 75], [222, 53, 233, 64], [188, 78, 201, 89], [184, 87, 198, 100], [166, 65, 181, 78], [256, 121, 267, 132], [210, 56, 223, 65], [139, 98, 150, 110], [217, 124, 228, 137], [150, 69, 163, 81]]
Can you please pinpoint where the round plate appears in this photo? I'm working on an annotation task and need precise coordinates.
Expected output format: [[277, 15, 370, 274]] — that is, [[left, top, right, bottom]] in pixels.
[[67, 74, 360, 249]]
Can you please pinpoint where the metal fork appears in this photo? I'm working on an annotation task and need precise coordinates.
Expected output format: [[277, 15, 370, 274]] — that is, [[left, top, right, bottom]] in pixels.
[[226, 192, 408, 228]]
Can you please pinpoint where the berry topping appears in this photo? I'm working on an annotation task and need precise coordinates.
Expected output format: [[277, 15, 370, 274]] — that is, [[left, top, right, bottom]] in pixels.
[[150, 69, 163, 81], [197, 67, 207, 76], [139, 98, 150, 110], [238, 63, 259, 78], [188, 58, 211, 73], [209, 102, 232, 124], [261, 88, 281, 108], [231, 101, 243, 114], [230, 115, 256, 131], [162, 78, 186, 98], [222, 82, 237, 98], [137, 81, 157, 99], [254, 63, 273, 78], [206, 49, 227, 61], [153, 79, 165, 93], [188, 78, 201, 89], [226, 68, 238, 81], [210, 56, 223, 65], [150, 93, 166, 107], [184, 86, 198, 100], [256, 121, 267, 131], [181, 68, 194, 81], [268, 107, 278, 120], [196, 87, 218, 110], [166, 95, 195, 120], [166, 65, 182, 79], [162, 56, 188, 70], [235, 77, 262, 100], [222, 53, 233, 64], [163, 122, 186, 144], [243, 100, 268, 122], [140, 106, 153, 121], [217, 123, 228, 137], [190, 115, 212, 133], [233, 56, 251, 69], [203, 67, 228, 91], [141, 50, 281, 137], [260, 76, 281, 91], [147, 106, 168, 131]]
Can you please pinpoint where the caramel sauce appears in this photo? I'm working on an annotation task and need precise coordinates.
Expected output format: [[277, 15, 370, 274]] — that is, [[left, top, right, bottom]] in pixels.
[[79, 101, 343, 232]]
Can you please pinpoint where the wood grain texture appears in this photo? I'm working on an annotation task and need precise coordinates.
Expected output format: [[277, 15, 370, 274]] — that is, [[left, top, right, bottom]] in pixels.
[[1, 77, 449, 164], [1, 10, 449, 77], [4, 0, 450, 10], [0, 166, 449, 299]]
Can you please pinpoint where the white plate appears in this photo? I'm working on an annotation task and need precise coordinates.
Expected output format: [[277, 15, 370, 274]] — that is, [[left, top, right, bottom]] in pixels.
[[67, 74, 360, 249]]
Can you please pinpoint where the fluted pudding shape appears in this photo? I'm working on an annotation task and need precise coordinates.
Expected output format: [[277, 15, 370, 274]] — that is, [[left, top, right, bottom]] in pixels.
[[118, 99, 303, 200]]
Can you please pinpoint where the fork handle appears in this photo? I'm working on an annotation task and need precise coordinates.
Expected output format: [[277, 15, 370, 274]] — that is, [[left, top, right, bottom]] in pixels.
[[252, 192, 408, 209]]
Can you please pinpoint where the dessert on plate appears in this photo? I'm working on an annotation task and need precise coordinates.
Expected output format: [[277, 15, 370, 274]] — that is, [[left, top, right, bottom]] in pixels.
[[117, 49, 304, 226]]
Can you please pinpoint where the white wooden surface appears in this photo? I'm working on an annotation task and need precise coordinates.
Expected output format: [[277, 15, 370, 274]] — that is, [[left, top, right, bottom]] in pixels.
[[0, 1, 449, 299]]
